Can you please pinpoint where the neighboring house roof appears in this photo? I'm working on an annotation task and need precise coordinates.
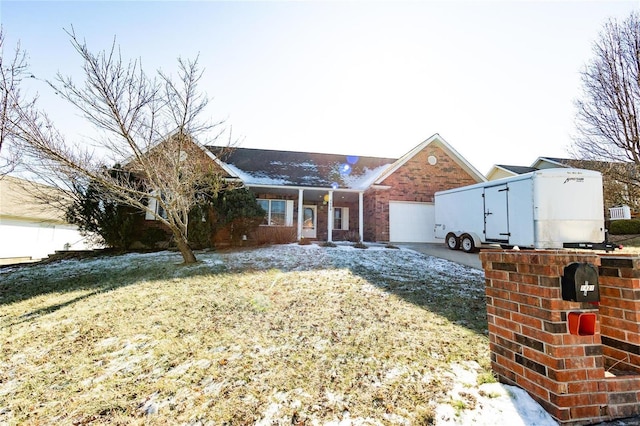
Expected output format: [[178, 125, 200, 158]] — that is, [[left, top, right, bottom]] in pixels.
[[537, 156, 571, 164], [531, 156, 573, 169], [206, 146, 396, 191], [531, 156, 636, 172], [486, 165, 539, 181], [497, 165, 539, 174], [373, 134, 486, 185], [0, 176, 68, 223]]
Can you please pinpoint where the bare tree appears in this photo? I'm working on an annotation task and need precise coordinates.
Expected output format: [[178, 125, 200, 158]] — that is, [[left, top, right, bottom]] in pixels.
[[7, 29, 229, 264], [564, 158, 640, 215], [573, 11, 640, 179], [0, 26, 35, 176]]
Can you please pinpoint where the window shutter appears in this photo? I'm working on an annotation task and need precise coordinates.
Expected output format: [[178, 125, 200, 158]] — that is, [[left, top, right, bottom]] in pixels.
[[146, 195, 158, 220], [285, 200, 294, 226], [342, 207, 349, 230]]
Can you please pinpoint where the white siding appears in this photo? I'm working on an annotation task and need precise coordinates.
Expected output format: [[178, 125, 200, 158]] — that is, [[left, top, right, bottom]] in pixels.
[[0, 218, 93, 260]]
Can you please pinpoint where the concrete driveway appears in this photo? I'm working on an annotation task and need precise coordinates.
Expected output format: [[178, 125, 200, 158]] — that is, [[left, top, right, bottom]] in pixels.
[[399, 243, 483, 270]]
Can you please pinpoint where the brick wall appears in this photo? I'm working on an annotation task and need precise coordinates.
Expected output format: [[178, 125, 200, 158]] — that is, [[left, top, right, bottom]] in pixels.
[[364, 145, 478, 241], [380, 145, 478, 201], [480, 250, 640, 425], [598, 257, 640, 376], [363, 188, 390, 242]]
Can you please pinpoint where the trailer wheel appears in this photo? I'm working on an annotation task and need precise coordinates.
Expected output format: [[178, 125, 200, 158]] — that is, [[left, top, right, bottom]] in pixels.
[[445, 233, 460, 250], [461, 234, 477, 253]]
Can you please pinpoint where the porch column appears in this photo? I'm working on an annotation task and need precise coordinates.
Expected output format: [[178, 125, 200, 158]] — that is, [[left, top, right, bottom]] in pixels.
[[359, 192, 364, 242], [297, 189, 304, 240], [327, 190, 334, 242]]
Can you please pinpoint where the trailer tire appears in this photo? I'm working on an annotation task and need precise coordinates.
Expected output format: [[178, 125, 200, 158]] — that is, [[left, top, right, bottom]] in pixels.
[[461, 234, 477, 253], [445, 233, 460, 250]]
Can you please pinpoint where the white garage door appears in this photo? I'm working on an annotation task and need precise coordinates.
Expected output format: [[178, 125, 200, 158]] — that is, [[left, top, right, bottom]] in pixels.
[[389, 201, 437, 243]]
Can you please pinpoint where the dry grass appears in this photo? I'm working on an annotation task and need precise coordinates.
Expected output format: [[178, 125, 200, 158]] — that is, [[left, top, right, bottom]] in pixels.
[[0, 245, 490, 425], [609, 234, 640, 251]]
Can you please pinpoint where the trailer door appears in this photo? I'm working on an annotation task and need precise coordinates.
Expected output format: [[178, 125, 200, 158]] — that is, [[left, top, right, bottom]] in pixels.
[[484, 184, 510, 242]]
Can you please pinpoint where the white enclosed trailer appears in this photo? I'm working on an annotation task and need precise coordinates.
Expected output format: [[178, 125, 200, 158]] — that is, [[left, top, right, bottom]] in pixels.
[[434, 168, 612, 252]]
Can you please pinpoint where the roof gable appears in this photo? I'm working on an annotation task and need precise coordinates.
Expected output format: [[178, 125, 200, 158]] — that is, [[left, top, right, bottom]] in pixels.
[[207, 147, 396, 191], [374, 133, 486, 185], [498, 165, 539, 174], [531, 156, 572, 169], [486, 164, 539, 181]]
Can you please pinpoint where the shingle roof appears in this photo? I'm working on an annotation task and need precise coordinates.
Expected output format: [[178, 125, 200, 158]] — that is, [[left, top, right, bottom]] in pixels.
[[496, 165, 539, 174], [206, 147, 396, 190], [539, 157, 572, 164]]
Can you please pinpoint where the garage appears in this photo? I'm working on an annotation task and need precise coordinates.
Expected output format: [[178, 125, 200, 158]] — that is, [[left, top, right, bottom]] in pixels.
[[388, 201, 437, 243]]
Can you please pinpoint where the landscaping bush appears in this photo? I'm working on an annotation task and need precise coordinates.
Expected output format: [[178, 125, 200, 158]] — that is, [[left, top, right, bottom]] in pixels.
[[251, 226, 297, 245], [66, 176, 141, 249], [211, 188, 265, 246], [188, 204, 214, 249], [139, 227, 171, 248], [609, 219, 640, 235]]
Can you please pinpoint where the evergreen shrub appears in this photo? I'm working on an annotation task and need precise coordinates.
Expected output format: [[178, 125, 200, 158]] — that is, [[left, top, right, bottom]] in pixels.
[[609, 219, 640, 235]]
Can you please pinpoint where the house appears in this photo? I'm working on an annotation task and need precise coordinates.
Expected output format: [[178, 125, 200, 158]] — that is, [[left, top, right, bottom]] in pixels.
[[486, 157, 640, 218], [145, 133, 485, 243], [485, 165, 538, 181], [0, 176, 95, 264]]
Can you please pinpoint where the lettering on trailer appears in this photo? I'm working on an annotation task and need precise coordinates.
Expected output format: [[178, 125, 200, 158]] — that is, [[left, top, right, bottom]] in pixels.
[[563, 177, 585, 184], [580, 281, 595, 297]]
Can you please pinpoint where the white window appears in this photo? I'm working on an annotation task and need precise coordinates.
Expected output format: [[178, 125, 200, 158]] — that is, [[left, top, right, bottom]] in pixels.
[[334, 207, 349, 230], [145, 192, 168, 220], [257, 199, 294, 226]]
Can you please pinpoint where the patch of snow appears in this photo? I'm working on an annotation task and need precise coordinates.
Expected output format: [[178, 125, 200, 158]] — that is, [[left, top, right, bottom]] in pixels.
[[166, 361, 192, 377], [200, 257, 224, 267], [139, 392, 160, 416], [96, 337, 119, 348], [435, 362, 556, 426], [384, 367, 407, 381], [319, 417, 385, 426], [341, 163, 393, 190], [223, 162, 292, 185], [202, 378, 226, 396], [194, 359, 212, 370]]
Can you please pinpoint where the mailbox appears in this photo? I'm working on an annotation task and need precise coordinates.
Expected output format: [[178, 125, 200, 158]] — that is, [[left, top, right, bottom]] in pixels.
[[561, 262, 600, 303]]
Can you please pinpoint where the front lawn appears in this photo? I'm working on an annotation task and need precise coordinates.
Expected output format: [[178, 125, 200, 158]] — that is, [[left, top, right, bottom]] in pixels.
[[0, 244, 490, 425]]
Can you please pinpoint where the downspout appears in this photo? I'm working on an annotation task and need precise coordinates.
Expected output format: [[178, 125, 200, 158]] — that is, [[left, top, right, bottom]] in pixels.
[[297, 188, 304, 240], [359, 191, 364, 242], [327, 190, 334, 242]]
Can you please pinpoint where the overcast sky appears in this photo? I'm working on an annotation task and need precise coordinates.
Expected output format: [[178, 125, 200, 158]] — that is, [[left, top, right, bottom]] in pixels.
[[2, 1, 638, 175]]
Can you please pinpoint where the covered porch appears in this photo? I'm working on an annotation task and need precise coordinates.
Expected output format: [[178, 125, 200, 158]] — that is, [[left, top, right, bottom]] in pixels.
[[247, 184, 365, 242]]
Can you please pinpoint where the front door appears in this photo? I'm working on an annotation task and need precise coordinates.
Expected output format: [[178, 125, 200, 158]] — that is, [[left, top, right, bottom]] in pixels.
[[302, 205, 317, 239]]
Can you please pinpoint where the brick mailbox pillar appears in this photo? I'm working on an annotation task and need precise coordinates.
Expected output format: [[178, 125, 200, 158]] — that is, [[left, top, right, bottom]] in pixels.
[[480, 250, 640, 425]]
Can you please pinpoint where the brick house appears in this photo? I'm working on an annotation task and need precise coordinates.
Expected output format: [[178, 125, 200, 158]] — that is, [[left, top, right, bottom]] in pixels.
[[145, 133, 485, 243]]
